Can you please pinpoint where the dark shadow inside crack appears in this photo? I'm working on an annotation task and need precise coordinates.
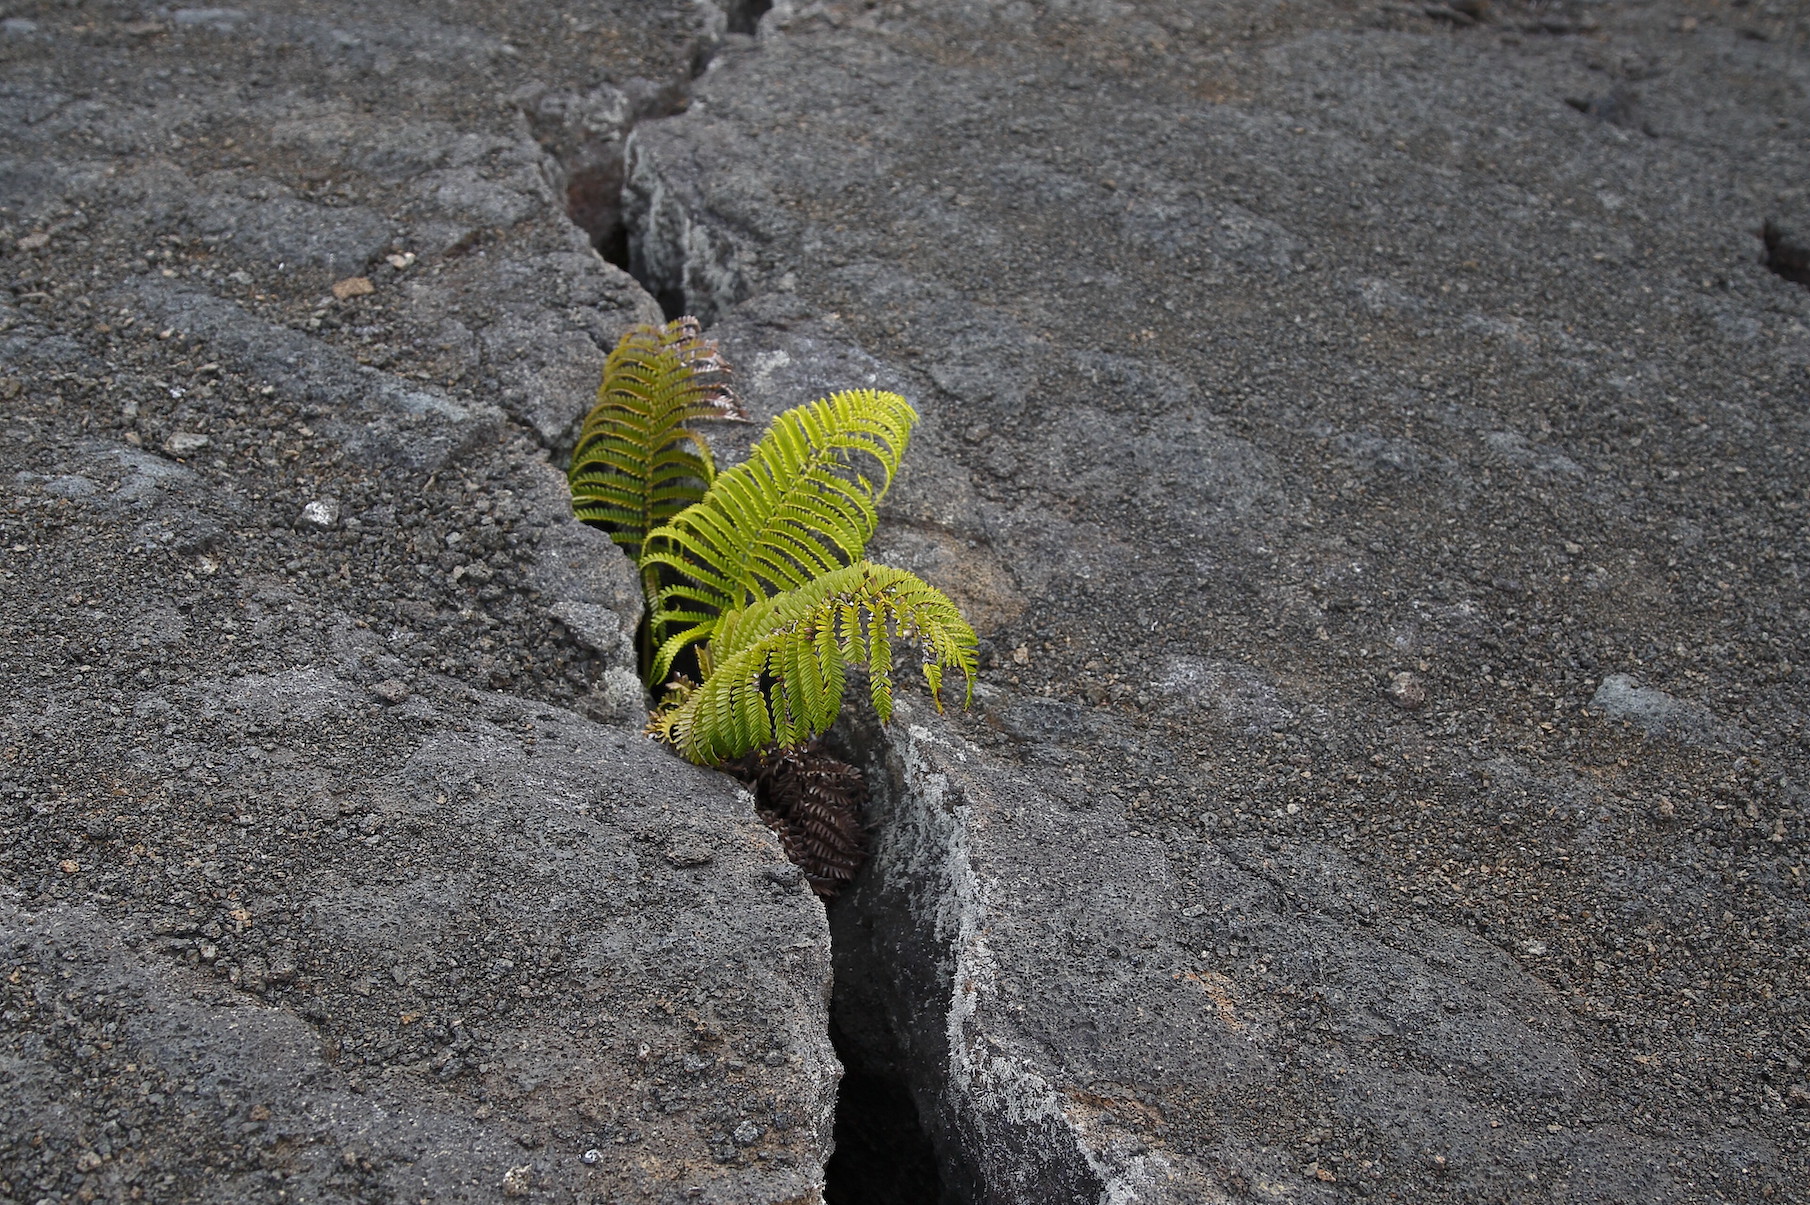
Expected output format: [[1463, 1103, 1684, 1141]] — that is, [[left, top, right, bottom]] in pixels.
[[561, 157, 685, 322], [820, 716, 966, 1204], [823, 1015, 947, 1205], [725, 0, 774, 36], [1762, 219, 1810, 287], [563, 159, 629, 265], [634, 267, 689, 325]]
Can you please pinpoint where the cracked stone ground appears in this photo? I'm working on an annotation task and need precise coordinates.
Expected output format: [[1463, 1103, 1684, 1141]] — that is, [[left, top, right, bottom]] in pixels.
[[4, 0, 1810, 1203], [2, 4, 840, 1204], [621, 0, 1809, 1199]]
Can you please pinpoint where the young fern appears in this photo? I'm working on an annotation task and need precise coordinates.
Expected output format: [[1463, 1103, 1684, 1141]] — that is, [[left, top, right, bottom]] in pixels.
[[568, 317, 745, 560], [569, 320, 977, 769], [648, 561, 977, 765], [641, 388, 916, 686]]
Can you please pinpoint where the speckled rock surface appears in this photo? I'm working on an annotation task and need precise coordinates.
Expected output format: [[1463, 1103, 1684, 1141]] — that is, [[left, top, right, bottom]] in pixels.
[[6, 0, 1810, 1201], [0, 3, 838, 1202], [625, 2, 1810, 1200]]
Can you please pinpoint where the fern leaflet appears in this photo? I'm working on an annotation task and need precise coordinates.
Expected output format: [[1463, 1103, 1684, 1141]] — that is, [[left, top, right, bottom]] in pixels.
[[568, 317, 745, 560], [648, 561, 976, 764], [640, 388, 915, 683]]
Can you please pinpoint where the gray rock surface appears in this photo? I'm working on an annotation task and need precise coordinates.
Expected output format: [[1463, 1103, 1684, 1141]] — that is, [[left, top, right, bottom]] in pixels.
[[1590, 672, 1742, 748], [1, 4, 838, 1203], [622, 1, 1809, 1200], [3, 686, 833, 1204], [5, 0, 1810, 1201]]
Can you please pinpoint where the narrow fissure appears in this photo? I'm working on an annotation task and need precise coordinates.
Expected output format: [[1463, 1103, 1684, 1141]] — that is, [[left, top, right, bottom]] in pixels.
[[818, 727, 963, 1205], [576, 145, 687, 321], [521, 77, 695, 322], [820, 719, 984, 1205], [532, 62, 1000, 1202], [1763, 218, 1810, 286], [526, 41, 751, 326], [826, 714, 1112, 1205], [823, 1016, 946, 1205], [635, 264, 689, 324], [596, 222, 633, 286], [725, 0, 774, 36]]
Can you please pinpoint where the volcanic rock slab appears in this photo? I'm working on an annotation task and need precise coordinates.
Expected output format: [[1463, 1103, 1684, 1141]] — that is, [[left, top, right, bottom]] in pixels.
[[625, 2, 1810, 1200], [0, 4, 839, 1202], [5, 0, 1810, 1201]]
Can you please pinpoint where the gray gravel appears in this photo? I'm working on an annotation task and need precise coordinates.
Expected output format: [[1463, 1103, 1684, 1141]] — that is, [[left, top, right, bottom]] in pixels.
[[627, 1, 1810, 1200], [0, 3, 839, 1202]]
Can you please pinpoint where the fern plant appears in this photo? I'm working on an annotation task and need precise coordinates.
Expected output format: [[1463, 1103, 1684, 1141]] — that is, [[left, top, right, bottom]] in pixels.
[[568, 317, 744, 669], [640, 388, 916, 685], [570, 318, 977, 769], [568, 316, 745, 559], [649, 560, 976, 764]]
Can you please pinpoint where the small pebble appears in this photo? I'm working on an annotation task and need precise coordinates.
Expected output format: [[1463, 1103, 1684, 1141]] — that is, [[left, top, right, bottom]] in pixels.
[[372, 678, 411, 705], [297, 499, 341, 530], [1386, 670, 1427, 710]]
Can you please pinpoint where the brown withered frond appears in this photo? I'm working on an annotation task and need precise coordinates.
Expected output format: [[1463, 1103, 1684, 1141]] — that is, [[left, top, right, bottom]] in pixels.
[[732, 742, 868, 898]]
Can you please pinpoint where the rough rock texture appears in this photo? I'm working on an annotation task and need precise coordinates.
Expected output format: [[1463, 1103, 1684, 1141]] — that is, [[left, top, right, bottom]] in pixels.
[[7, 0, 1810, 1201], [623, 1, 1810, 1201], [1, 4, 838, 1203]]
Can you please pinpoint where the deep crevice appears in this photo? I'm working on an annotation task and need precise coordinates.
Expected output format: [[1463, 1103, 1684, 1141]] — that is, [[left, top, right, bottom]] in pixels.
[[636, 268, 689, 324], [534, 59, 752, 329], [818, 719, 974, 1205], [824, 710, 1111, 1205], [1763, 219, 1810, 287], [596, 216, 632, 283], [573, 132, 687, 321], [823, 1016, 946, 1205], [520, 77, 696, 323], [824, 789, 981, 1205], [725, 0, 774, 36]]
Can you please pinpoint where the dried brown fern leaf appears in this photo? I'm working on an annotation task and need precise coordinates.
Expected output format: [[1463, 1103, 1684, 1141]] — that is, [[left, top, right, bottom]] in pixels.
[[731, 741, 868, 898]]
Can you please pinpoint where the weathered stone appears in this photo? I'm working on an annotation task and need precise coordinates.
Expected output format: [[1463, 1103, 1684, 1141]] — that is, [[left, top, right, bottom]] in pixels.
[[623, 6, 1807, 1196], [0, 4, 834, 1202], [531, 519, 644, 620], [114, 280, 501, 472]]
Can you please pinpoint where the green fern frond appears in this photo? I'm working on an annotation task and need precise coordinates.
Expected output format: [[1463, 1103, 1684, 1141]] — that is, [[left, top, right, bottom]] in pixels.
[[651, 561, 976, 764], [568, 317, 746, 560], [640, 389, 916, 683]]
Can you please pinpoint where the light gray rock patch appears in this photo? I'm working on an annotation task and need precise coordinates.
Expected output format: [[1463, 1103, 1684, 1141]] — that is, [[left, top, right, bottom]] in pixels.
[[1590, 673, 1743, 747], [1155, 657, 1293, 732], [530, 519, 642, 619]]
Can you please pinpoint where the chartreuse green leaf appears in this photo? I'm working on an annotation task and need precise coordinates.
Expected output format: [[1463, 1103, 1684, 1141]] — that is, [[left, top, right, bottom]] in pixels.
[[569, 324, 974, 767]]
